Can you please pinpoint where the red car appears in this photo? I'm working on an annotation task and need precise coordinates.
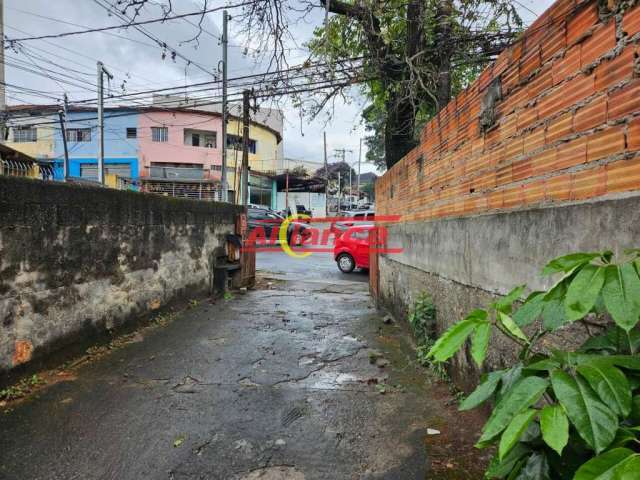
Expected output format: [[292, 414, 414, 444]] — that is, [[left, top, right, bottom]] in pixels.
[[334, 225, 376, 273], [330, 211, 376, 238]]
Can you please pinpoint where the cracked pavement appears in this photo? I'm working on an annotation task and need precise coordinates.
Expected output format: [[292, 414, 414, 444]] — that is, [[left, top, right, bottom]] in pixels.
[[0, 248, 463, 480]]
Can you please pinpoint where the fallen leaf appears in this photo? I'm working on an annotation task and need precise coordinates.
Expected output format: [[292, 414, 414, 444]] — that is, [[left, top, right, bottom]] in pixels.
[[174, 436, 185, 448]]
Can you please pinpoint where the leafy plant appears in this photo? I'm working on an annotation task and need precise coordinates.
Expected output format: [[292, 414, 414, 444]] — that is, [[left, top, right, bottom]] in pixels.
[[409, 293, 437, 346], [428, 250, 640, 479]]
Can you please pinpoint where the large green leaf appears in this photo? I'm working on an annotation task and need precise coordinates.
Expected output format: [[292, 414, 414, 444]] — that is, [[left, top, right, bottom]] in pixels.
[[478, 377, 549, 444], [513, 292, 545, 327], [498, 312, 530, 344], [602, 265, 640, 332], [524, 358, 561, 372], [573, 448, 637, 480], [499, 364, 524, 399], [542, 252, 604, 276], [551, 370, 618, 453], [494, 285, 527, 314], [471, 321, 491, 368], [427, 312, 486, 362], [539, 404, 569, 456], [617, 456, 640, 480], [542, 281, 569, 331], [459, 370, 503, 411], [565, 265, 606, 322], [499, 409, 538, 461], [576, 355, 640, 372], [486, 444, 531, 479], [577, 361, 632, 417], [514, 452, 551, 480]]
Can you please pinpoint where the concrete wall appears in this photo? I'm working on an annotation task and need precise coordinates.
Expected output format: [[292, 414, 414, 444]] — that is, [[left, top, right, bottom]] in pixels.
[[0, 176, 242, 377], [378, 193, 640, 390]]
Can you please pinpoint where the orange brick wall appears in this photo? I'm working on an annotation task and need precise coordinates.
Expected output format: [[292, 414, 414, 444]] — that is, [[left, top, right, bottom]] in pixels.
[[376, 0, 640, 222]]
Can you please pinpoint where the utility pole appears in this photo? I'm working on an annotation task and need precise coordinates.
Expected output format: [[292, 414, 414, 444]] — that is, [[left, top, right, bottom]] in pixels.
[[97, 61, 113, 185], [337, 171, 341, 212], [323, 131, 329, 215], [241, 90, 250, 208], [357, 137, 362, 204], [0, 0, 6, 142], [221, 10, 229, 202], [323, 132, 328, 182], [334, 148, 353, 207], [58, 110, 69, 181]]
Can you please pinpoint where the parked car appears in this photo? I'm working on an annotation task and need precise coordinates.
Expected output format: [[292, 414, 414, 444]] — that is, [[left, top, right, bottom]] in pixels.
[[334, 225, 376, 273], [247, 208, 310, 245], [284, 205, 312, 221], [330, 210, 376, 238]]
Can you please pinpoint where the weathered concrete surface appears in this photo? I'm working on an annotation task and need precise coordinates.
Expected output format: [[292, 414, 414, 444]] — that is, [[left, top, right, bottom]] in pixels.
[[0, 249, 486, 479], [384, 194, 640, 297], [377, 196, 638, 389], [0, 176, 242, 377]]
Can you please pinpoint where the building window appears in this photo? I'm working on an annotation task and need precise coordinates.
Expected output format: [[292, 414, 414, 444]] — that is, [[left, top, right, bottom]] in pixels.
[[13, 126, 37, 143], [184, 129, 217, 149], [66, 128, 92, 142], [227, 134, 257, 154], [151, 127, 168, 142], [126, 128, 137, 139]]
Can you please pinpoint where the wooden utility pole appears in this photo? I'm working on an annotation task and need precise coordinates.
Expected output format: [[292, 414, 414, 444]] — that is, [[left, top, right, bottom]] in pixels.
[[241, 89, 250, 207]]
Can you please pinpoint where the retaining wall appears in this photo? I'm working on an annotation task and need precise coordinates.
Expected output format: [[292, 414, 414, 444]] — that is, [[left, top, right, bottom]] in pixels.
[[0, 176, 242, 377]]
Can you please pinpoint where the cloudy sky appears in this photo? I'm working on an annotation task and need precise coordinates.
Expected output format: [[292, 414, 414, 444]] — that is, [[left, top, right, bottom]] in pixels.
[[5, 0, 554, 174]]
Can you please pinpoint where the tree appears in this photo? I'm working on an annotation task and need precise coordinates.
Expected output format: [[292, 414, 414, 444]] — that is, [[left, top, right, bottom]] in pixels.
[[310, 0, 521, 168], [286, 165, 309, 178]]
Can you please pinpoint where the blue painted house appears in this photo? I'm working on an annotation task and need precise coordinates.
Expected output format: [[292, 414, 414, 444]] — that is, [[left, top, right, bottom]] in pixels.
[[52, 108, 140, 181]]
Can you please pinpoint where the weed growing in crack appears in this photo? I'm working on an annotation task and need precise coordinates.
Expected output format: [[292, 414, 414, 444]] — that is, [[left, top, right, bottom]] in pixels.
[[409, 294, 464, 399], [0, 374, 44, 402]]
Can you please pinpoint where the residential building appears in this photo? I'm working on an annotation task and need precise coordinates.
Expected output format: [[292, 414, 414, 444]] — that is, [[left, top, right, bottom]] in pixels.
[[4, 106, 56, 163], [52, 108, 140, 181], [5, 104, 282, 204]]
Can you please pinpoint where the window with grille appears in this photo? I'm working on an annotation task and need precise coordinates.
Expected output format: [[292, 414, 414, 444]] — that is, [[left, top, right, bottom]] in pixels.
[[126, 128, 137, 139], [227, 134, 257, 154], [151, 127, 168, 142], [13, 126, 37, 143], [66, 128, 92, 142]]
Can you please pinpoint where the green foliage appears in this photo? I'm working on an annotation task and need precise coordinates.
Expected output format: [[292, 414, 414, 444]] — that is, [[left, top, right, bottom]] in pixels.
[[427, 250, 640, 479], [0, 374, 43, 402], [409, 293, 436, 346]]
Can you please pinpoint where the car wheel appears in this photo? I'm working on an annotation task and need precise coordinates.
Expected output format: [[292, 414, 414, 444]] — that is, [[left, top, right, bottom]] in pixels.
[[337, 253, 356, 273]]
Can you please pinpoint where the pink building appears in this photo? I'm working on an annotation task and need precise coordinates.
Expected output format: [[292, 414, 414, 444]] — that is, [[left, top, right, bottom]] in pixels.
[[138, 109, 223, 182]]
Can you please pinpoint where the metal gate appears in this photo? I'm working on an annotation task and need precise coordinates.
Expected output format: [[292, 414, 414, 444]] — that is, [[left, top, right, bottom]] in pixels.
[[80, 163, 131, 180]]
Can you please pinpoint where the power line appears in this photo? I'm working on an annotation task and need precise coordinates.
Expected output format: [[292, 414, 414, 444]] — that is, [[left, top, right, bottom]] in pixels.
[[7, 1, 254, 43]]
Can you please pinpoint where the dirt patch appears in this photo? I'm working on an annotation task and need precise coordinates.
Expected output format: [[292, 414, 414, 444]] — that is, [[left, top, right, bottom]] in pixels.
[[422, 380, 491, 479]]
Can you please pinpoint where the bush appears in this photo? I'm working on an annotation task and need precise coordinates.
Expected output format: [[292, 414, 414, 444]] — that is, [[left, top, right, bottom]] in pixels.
[[428, 250, 640, 479]]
